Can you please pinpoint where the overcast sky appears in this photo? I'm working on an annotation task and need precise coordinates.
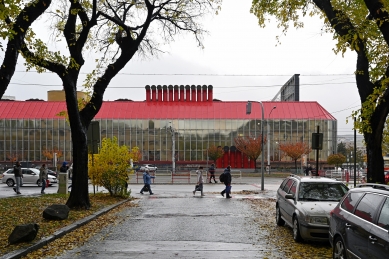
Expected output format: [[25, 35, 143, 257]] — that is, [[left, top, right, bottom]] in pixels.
[[5, 0, 361, 135]]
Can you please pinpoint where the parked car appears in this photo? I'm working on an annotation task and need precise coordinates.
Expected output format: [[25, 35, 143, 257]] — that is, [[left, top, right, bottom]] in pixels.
[[47, 169, 57, 177], [276, 174, 349, 242], [329, 183, 389, 259], [139, 164, 157, 171], [1, 168, 58, 187]]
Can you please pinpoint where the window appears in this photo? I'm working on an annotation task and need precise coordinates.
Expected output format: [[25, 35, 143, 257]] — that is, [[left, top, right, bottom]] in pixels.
[[298, 183, 348, 201], [377, 198, 389, 230], [341, 192, 364, 213], [279, 178, 289, 190], [282, 179, 294, 193], [354, 194, 385, 223], [289, 181, 297, 195]]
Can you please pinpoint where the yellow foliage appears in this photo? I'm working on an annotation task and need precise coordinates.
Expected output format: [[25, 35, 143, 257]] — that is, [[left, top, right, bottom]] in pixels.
[[88, 137, 132, 197]]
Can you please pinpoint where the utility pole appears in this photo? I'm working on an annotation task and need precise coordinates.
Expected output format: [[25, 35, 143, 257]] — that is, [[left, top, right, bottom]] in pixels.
[[169, 122, 176, 173]]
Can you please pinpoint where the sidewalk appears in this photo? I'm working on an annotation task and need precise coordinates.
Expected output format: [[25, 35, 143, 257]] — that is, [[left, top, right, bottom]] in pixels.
[[1, 178, 284, 259]]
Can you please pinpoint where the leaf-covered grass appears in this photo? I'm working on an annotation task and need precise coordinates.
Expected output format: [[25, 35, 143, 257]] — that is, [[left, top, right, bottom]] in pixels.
[[0, 193, 131, 257]]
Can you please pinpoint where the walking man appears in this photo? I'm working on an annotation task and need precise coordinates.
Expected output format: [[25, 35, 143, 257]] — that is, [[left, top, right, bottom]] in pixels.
[[221, 165, 232, 198], [13, 161, 22, 194], [208, 163, 217, 183], [140, 169, 155, 195], [39, 164, 48, 194]]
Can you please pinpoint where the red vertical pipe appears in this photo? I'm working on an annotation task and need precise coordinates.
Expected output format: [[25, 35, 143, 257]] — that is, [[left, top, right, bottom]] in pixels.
[[145, 85, 151, 102], [208, 85, 213, 101], [202, 85, 207, 102], [243, 153, 249, 168], [180, 85, 185, 101], [196, 85, 201, 102], [174, 85, 179, 102], [250, 159, 255, 169], [191, 85, 196, 102], [185, 85, 190, 101], [151, 85, 156, 101], [163, 85, 167, 101], [168, 85, 173, 102], [236, 150, 242, 168], [157, 85, 162, 102], [230, 150, 236, 168]]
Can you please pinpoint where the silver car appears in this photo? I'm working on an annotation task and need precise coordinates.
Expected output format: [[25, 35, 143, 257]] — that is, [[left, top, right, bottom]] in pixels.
[[276, 175, 348, 242], [1, 168, 58, 187]]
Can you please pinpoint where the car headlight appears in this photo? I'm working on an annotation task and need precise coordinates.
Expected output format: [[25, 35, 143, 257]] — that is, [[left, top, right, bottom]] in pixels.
[[306, 216, 328, 225]]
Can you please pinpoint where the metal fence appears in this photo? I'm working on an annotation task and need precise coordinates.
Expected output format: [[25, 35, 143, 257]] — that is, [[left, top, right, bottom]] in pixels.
[[132, 170, 242, 184]]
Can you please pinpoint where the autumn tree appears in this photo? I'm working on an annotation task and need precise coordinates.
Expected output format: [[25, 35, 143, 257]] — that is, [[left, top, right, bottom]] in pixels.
[[235, 135, 266, 170], [6, 152, 20, 163], [0, 0, 50, 97], [206, 144, 224, 164], [20, 0, 220, 209], [251, 0, 389, 183], [279, 142, 311, 173], [42, 149, 63, 160], [327, 154, 347, 168], [88, 137, 131, 197]]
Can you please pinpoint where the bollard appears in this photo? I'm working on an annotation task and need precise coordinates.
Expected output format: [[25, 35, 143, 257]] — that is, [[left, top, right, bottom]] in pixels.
[[58, 173, 69, 194]]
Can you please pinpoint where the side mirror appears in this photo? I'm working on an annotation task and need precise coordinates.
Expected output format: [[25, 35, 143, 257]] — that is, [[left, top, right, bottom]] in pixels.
[[285, 193, 294, 199]]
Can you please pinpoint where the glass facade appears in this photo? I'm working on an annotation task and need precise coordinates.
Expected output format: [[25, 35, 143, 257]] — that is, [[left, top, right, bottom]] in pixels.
[[0, 117, 336, 165]]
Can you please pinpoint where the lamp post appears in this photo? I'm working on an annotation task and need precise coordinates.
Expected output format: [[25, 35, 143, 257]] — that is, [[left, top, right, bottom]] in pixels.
[[246, 101, 265, 191], [267, 106, 276, 175], [168, 122, 176, 173]]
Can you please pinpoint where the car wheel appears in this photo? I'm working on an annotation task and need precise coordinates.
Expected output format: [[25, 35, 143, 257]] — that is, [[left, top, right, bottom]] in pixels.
[[276, 205, 285, 226], [6, 179, 15, 187], [293, 216, 302, 242], [37, 179, 42, 187], [333, 237, 347, 259]]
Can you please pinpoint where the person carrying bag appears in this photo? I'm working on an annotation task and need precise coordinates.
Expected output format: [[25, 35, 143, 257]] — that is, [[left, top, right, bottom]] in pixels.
[[193, 166, 205, 197]]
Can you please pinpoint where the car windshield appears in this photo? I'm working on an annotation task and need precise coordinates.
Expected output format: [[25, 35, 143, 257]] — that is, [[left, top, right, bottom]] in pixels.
[[298, 182, 348, 201]]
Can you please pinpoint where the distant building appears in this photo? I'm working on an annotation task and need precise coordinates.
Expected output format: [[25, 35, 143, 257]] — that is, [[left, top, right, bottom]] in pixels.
[[0, 86, 337, 169]]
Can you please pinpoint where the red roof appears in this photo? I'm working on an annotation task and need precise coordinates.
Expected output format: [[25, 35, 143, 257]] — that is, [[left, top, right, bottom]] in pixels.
[[0, 101, 336, 120]]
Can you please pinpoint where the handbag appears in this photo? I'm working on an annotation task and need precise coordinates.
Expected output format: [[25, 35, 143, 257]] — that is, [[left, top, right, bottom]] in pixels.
[[143, 186, 149, 192], [195, 184, 201, 191], [46, 179, 50, 187]]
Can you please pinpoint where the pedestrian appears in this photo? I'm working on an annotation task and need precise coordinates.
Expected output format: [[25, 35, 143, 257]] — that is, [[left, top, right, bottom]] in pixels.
[[193, 166, 205, 196], [60, 161, 69, 174], [13, 161, 23, 194], [220, 165, 232, 198], [304, 164, 312, 176], [208, 163, 217, 183], [39, 164, 48, 194], [361, 176, 366, 183], [140, 169, 155, 195]]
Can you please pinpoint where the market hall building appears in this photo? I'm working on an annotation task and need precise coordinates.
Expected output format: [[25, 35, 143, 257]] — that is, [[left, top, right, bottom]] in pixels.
[[0, 85, 336, 170]]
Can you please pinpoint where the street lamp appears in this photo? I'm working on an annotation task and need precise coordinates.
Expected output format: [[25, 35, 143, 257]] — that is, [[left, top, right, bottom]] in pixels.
[[267, 106, 276, 175], [168, 122, 176, 173], [246, 101, 265, 191]]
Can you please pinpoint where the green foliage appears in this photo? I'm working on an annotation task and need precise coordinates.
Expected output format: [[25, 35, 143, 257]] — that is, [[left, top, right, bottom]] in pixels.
[[206, 144, 224, 163], [337, 142, 347, 156], [327, 153, 346, 167], [251, 0, 389, 134], [88, 137, 132, 197]]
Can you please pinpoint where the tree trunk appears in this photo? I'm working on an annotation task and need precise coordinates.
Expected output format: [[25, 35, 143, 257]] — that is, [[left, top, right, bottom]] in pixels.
[[294, 159, 298, 175], [365, 119, 386, 183], [66, 124, 90, 209]]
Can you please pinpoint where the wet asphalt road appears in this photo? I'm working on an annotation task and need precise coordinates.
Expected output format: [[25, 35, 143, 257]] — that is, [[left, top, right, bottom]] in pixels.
[[51, 179, 284, 259]]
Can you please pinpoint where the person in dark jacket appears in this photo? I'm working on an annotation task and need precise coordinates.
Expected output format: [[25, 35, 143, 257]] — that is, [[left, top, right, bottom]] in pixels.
[[208, 163, 217, 183], [220, 165, 232, 198], [140, 169, 155, 195], [13, 161, 22, 194], [39, 164, 48, 194]]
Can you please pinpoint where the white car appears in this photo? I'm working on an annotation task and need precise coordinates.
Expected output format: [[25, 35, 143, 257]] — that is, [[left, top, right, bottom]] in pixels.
[[1, 168, 58, 187], [139, 164, 158, 171]]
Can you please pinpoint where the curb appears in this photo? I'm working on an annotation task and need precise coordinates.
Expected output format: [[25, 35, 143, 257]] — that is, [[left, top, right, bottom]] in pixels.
[[1, 199, 131, 259]]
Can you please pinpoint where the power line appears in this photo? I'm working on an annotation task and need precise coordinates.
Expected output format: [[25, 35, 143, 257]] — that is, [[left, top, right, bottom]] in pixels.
[[13, 71, 355, 77]]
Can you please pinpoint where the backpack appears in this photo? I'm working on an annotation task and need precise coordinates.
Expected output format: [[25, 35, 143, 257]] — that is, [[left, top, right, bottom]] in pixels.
[[219, 173, 226, 182]]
